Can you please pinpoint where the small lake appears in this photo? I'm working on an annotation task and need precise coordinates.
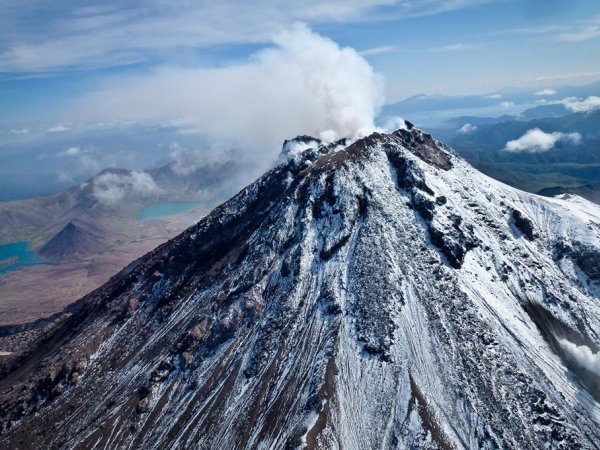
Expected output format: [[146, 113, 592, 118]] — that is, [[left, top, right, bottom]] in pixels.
[[138, 202, 203, 221], [0, 241, 46, 276]]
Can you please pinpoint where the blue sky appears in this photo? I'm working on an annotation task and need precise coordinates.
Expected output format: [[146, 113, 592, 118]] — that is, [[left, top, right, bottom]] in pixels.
[[1, 0, 599, 129]]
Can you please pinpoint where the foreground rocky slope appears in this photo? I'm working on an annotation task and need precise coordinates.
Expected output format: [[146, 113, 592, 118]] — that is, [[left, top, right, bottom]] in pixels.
[[0, 125, 599, 449]]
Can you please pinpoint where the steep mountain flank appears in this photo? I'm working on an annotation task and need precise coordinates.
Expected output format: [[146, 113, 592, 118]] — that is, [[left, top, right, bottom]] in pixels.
[[0, 126, 599, 449]]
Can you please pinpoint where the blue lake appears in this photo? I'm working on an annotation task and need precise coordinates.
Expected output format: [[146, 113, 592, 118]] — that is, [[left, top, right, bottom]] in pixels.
[[0, 241, 46, 276], [138, 202, 203, 221]]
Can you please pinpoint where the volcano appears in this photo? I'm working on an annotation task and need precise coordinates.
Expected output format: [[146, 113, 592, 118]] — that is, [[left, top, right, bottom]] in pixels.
[[1, 125, 599, 449]]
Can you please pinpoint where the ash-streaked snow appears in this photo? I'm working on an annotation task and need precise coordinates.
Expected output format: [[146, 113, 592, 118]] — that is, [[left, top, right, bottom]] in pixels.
[[1, 124, 599, 449]]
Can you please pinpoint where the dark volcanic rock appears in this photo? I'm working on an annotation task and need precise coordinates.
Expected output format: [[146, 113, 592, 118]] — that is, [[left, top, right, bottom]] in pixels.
[[511, 209, 536, 241], [573, 245, 600, 282], [393, 128, 453, 170]]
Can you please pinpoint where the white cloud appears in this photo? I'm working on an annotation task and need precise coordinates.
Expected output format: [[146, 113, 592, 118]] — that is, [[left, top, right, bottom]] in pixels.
[[485, 94, 502, 99], [67, 24, 384, 160], [10, 128, 29, 134], [500, 101, 515, 109], [558, 26, 600, 42], [534, 88, 557, 96], [491, 25, 570, 36], [559, 339, 600, 377], [359, 45, 400, 56], [561, 96, 600, 113], [77, 154, 102, 173], [0, 1, 491, 72], [531, 71, 600, 82], [434, 43, 473, 52], [92, 170, 160, 204], [57, 170, 73, 183], [63, 146, 81, 156], [457, 123, 477, 134], [47, 124, 68, 133], [504, 128, 581, 153]]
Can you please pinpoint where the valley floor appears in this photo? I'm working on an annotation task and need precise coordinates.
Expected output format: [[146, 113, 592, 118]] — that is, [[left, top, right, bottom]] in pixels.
[[0, 209, 206, 328]]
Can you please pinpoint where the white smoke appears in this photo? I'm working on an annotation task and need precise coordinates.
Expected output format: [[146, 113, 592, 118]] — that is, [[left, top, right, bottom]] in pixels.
[[379, 116, 408, 133], [69, 24, 384, 161], [279, 138, 322, 163], [93, 171, 160, 205], [63, 146, 81, 157], [559, 339, 600, 376]]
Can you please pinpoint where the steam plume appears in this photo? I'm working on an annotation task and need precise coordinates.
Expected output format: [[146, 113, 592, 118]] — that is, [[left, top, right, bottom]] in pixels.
[[70, 24, 384, 163]]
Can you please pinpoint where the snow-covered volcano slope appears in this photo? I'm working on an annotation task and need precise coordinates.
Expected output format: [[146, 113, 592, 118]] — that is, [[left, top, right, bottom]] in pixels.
[[1, 125, 599, 449]]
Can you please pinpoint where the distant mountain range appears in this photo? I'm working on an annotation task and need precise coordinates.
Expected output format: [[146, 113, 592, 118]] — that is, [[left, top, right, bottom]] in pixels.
[[383, 80, 600, 120], [443, 110, 600, 194], [442, 103, 571, 129], [0, 158, 246, 251], [0, 124, 260, 202], [0, 156, 249, 325]]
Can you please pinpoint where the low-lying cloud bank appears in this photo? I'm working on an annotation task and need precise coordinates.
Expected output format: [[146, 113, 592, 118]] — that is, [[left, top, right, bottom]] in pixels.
[[93, 171, 160, 205], [70, 24, 384, 162], [534, 89, 557, 96], [457, 123, 477, 134], [561, 96, 600, 113], [504, 128, 581, 153]]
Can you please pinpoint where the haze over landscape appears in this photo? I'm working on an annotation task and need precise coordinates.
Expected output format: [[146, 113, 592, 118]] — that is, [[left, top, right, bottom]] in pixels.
[[0, 1, 599, 449]]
